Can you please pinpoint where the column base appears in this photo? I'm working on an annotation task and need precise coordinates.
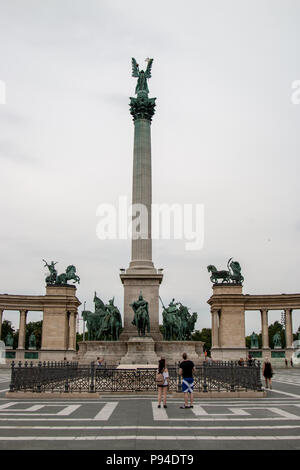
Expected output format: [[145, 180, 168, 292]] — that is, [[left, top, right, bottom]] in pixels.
[[211, 347, 248, 361], [120, 337, 159, 365]]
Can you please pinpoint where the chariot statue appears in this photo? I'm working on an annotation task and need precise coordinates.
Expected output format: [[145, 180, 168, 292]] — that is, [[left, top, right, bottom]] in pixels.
[[207, 258, 244, 285], [43, 260, 80, 286]]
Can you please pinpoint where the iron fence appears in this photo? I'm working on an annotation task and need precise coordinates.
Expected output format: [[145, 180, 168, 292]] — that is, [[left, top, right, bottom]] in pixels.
[[9, 360, 262, 393]]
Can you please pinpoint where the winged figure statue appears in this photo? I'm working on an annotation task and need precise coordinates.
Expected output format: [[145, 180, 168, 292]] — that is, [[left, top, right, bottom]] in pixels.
[[131, 58, 153, 95]]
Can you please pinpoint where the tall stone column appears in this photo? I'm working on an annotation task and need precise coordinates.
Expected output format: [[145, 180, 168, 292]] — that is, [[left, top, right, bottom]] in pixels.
[[211, 309, 219, 348], [120, 60, 163, 342], [260, 309, 269, 350], [68, 310, 76, 351], [285, 308, 293, 349], [0, 309, 3, 340], [18, 309, 27, 349]]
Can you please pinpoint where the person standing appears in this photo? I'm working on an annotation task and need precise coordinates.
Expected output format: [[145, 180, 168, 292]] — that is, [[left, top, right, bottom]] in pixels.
[[96, 357, 104, 368], [156, 358, 169, 408], [262, 358, 273, 389], [179, 352, 195, 409]]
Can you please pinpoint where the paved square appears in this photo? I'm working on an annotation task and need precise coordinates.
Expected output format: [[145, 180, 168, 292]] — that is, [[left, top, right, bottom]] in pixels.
[[0, 368, 300, 449]]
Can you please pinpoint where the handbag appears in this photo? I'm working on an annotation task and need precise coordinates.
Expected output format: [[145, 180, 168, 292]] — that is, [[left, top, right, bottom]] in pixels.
[[155, 372, 164, 385]]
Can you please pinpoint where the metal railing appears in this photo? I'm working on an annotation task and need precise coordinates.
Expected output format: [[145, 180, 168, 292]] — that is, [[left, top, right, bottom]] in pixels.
[[9, 360, 262, 393]]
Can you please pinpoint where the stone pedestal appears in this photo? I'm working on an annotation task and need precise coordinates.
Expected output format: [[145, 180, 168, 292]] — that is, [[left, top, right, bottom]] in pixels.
[[40, 285, 80, 356], [120, 337, 159, 365], [156, 341, 204, 365], [208, 284, 247, 360], [77, 341, 127, 364], [77, 339, 204, 366], [120, 271, 163, 341]]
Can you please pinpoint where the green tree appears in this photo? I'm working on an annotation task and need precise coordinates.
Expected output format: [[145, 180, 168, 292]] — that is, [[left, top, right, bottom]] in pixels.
[[192, 328, 211, 356], [1, 320, 15, 343], [76, 333, 83, 351]]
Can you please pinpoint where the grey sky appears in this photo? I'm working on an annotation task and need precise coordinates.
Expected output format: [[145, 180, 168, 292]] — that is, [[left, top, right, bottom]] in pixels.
[[1, 0, 300, 334]]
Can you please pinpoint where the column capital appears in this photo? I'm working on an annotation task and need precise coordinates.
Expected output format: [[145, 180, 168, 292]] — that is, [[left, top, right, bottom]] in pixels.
[[130, 95, 156, 122], [211, 308, 219, 314]]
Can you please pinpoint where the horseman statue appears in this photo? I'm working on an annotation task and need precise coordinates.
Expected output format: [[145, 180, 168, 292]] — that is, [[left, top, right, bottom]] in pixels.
[[98, 297, 122, 341], [207, 258, 244, 285], [43, 260, 80, 286], [130, 292, 150, 337], [82, 292, 122, 341], [160, 297, 198, 341]]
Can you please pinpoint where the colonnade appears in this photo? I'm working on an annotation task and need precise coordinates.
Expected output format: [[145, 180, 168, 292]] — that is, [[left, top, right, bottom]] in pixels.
[[212, 308, 295, 350], [0, 286, 80, 361], [208, 285, 300, 360], [0, 308, 77, 351]]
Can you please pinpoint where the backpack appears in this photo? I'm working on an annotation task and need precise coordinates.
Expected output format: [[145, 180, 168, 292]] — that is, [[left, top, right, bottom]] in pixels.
[[155, 371, 164, 385]]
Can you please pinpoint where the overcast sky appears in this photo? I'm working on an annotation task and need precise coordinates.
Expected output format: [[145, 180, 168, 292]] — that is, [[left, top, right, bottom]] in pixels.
[[1, 0, 300, 335]]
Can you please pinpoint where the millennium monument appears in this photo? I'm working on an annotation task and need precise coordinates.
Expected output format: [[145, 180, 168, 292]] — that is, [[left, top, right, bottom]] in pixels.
[[77, 58, 203, 365], [2, 58, 299, 366], [119, 58, 163, 343]]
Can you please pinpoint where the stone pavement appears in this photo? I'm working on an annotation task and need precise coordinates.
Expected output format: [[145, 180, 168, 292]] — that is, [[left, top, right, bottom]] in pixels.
[[0, 369, 300, 450]]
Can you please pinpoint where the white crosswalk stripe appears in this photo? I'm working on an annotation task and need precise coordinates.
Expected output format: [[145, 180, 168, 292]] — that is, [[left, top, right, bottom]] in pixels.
[[151, 401, 300, 421], [0, 376, 10, 384], [0, 402, 119, 421]]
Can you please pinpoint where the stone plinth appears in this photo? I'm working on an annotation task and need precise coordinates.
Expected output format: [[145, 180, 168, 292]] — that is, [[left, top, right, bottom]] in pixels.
[[156, 341, 204, 365], [211, 347, 249, 361], [119, 271, 163, 341], [120, 337, 159, 365], [78, 339, 204, 366], [208, 283, 246, 360], [41, 285, 80, 354], [77, 341, 127, 364]]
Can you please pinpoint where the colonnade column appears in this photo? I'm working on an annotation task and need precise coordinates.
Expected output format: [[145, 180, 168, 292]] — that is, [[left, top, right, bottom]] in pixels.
[[17, 309, 27, 349], [211, 308, 220, 348], [285, 308, 293, 349], [68, 310, 76, 351], [0, 309, 3, 340], [260, 309, 269, 349]]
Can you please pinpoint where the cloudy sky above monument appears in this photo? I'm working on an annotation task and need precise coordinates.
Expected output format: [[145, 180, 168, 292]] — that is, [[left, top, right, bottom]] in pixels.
[[1, 0, 300, 334]]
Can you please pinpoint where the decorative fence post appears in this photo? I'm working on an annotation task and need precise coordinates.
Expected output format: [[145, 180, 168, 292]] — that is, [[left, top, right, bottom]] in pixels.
[[9, 361, 15, 392], [89, 361, 95, 393], [230, 361, 235, 392], [36, 361, 42, 393], [203, 362, 208, 392]]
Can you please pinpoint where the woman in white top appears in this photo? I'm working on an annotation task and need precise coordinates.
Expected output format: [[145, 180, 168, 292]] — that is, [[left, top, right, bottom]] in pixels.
[[157, 358, 169, 408]]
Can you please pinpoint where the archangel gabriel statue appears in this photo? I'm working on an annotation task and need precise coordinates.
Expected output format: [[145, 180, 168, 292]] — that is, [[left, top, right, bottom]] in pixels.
[[131, 57, 153, 96], [130, 58, 156, 121]]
